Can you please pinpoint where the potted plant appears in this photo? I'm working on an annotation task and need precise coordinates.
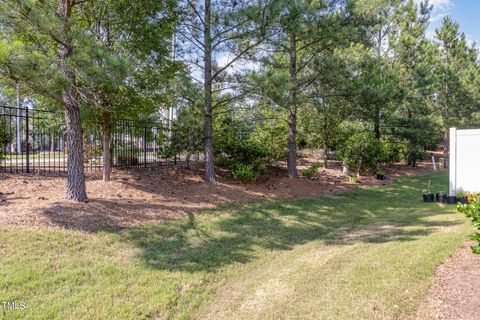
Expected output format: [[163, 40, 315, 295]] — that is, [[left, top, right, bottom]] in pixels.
[[422, 180, 434, 202], [455, 189, 468, 204], [435, 192, 444, 202], [443, 194, 457, 204], [376, 170, 386, 180]]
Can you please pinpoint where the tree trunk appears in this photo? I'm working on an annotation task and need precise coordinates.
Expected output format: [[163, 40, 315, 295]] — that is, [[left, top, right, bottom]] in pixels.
[[101, 120, 112, 182], [203, 0, 215, 183], [64, 105, 87, 201], [59, 0, 87, 201], [287, 33, 298, 178], [374, 105, 381, 139], [443, 130, 448, 169], [323, 139, 328, 169]]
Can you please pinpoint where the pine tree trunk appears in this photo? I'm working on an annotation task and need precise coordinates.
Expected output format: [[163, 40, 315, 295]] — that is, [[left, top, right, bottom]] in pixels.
[[102, 121, 112, 182], [64, 104, 87, 201], [59, 0, 87, 201], [287, 33, 298, 178], [323, 140, 328, 169], [374, 105, 381, 139], [443, 130, 448, 169], [203, 0, 215, 183]]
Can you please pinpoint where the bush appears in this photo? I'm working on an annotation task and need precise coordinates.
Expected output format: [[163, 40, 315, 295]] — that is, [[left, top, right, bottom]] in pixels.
[[404, 144, 428, 167], [301, 163, 321, 178], [117, 154, 139, 166], [213, 115, 273, 178], [0, 119, 12, 162], [232, 164, 259, 182], [458, 193, 480, 254], [380, 138, 405, 164], [338, 132, 382, 174]]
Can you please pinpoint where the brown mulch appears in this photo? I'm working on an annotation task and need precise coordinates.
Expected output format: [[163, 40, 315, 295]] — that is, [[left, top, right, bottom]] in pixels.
[[418, 243, 480, 320], [0, 160, 435, 231]]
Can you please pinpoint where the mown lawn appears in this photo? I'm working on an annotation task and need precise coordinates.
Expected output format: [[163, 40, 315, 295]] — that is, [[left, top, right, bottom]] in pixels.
[[0, 172, 471, 319]]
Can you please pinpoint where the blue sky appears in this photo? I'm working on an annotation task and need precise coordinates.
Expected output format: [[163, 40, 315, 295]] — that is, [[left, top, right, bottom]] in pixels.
[[424, 0, 480, 47]]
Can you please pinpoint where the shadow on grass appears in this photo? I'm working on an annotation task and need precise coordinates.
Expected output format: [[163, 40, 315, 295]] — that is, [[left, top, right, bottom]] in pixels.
[[118, 173, 460, 273]]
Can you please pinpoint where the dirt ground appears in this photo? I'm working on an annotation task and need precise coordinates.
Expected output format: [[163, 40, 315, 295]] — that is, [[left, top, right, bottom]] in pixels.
[[418, 243, 480, 320], [0, 159, 435, 231]]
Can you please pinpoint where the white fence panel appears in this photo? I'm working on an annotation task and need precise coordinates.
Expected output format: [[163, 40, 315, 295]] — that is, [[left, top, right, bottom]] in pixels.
[[449, 127, 480, 196]]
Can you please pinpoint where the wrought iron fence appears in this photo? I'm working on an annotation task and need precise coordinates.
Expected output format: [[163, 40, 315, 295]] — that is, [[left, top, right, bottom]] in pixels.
[[0, 106, 200, 174]]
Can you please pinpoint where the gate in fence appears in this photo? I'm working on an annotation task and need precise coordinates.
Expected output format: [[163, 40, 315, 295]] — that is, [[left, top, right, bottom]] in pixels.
[[0, 106, 194, 174]]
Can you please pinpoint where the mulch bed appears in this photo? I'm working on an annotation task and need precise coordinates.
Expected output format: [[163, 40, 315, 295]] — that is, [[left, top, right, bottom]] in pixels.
[[420, 243, 480, 320], [0, 160, 435, 231]]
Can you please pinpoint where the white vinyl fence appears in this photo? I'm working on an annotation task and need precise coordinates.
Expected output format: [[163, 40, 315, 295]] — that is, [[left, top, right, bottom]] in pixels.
[[449, 127, 480, 196]]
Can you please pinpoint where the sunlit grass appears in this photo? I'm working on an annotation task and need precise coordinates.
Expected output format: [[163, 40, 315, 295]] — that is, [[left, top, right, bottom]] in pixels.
[[0, 172, 470, 319]]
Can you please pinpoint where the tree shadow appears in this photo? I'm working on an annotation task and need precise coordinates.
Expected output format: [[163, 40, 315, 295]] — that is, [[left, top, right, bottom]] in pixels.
[[121, 179, 461, 273], [38, 172, 459, 273]]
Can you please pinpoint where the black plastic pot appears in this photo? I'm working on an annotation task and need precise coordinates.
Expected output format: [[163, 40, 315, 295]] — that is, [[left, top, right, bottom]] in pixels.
[[435, 193, 443, 202], [457, 197, 467, 204], [376, 174, 386, 180], [423, 194, 434, 202], [444, 195, 457, 204]]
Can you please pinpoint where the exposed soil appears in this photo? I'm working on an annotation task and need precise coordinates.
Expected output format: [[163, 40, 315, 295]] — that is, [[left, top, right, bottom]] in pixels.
[[0, 159, 435, 231], [418, 243, 480, 320]]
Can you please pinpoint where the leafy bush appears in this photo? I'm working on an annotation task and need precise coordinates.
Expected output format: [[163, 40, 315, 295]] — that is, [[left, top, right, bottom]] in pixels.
[[0, 119, 12, 161], [213, 114, 272, 179], [301, 163, 321, 178], [157, 107, 203, 161], [232, 164, 259, 182], [404, 144, 428, 167], [458, 193, 480, 254], [249, 122, 288, 161], [338, 132, 382, 174], [380, 138, 405, 164]]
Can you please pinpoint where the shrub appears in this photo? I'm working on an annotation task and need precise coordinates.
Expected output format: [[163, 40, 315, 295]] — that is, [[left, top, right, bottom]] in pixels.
[[232, 164, 258, 182], [117, 154, 139, 166], [380, 138, 405, 164], [458, 193, 480, 254], [338, 132, 382, 174], [0, 119, 13, 162], [405, 145, 428, 167], [301, 163, 321, 178]]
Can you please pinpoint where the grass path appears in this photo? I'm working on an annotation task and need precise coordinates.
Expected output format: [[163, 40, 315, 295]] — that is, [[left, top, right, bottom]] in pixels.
[[0, 172, 470, 319]]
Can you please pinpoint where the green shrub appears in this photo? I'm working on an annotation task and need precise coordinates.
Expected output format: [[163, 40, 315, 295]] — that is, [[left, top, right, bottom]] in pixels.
[[0, 119, 12, 162], [404, 145, 428, 167], [232, 164, 259, 182], [380, 138, 405, 164], [213, 115, 273, 175], [301, 163, 321, 178], [458, 193, 480, 254], [338, 132, 382, 174]]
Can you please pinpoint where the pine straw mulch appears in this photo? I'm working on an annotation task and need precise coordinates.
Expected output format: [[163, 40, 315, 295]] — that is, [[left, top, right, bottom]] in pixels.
[[0, 160, 435, 232], [417, 243, 480, 320]]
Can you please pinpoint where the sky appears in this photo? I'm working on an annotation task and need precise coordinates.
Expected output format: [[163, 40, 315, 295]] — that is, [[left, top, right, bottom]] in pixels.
[[424, 0, 480, 47]]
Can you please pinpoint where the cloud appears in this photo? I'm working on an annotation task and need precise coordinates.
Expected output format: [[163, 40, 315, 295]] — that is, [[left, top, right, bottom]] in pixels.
[[428, 0, 451, 7], [415, 0, 452, 8]]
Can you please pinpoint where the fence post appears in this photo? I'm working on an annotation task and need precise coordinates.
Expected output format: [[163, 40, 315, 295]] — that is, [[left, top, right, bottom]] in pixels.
[[25, 108, 30, 173], [144, 124, 147, 167], [449, 127, 456, 196]]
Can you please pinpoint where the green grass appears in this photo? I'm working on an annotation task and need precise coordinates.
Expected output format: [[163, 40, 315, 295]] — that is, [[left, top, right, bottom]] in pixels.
[[0, 172, 471, 319]]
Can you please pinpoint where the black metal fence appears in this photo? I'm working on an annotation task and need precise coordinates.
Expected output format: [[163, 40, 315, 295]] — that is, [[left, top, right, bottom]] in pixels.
[[0, 106, 200, 174]]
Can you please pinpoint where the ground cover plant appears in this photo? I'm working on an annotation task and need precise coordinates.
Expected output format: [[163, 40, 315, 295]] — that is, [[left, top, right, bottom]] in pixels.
[[0, 172, 470, 319]]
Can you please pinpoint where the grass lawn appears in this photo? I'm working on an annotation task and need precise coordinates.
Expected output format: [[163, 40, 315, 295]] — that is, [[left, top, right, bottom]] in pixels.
[[0, 172, 471, 319]]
